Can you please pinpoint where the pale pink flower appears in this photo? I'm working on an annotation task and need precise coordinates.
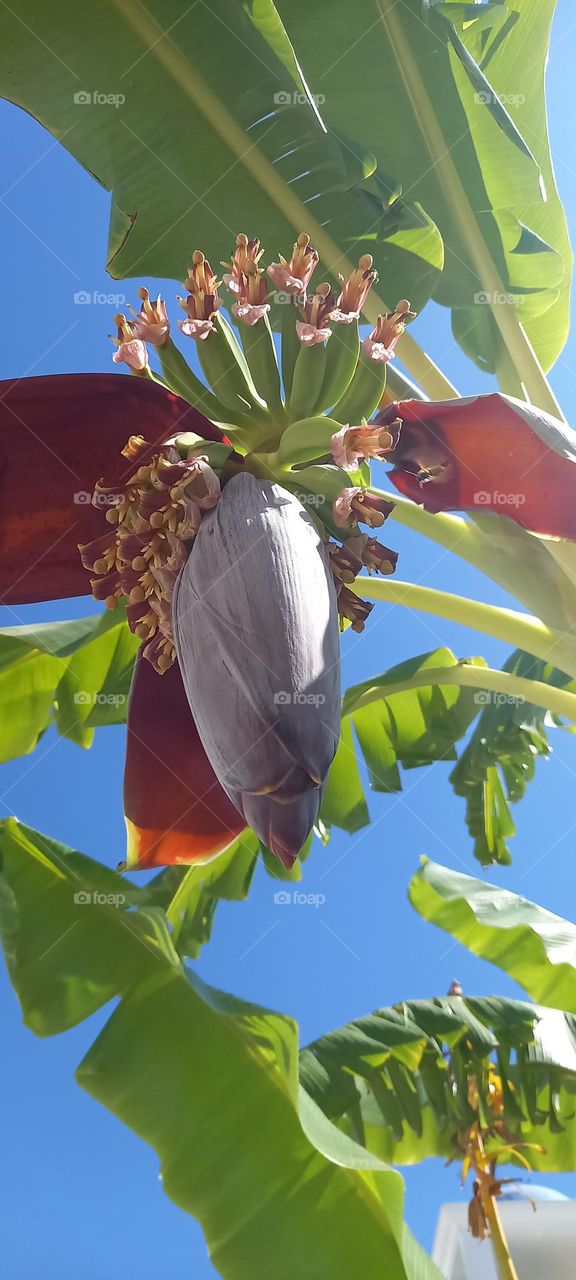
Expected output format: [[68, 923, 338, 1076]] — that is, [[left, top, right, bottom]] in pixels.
[[332, 489, 357, 528], [296, 320, 332, 346], [222, 233, 264, 294], [232, 301, 270, 326], [179, 317, 215, 341], [267, 232, 318, 296], [332, 488, 394, 529], [332, 254, 377, 323], [179, 250, 222, 340], [330, 421, 401, 470], [223, 233, 270, 325], [130, 287, 170, 346], [296, 282, 335, 345], [363, 300, 414, 362], [112, 338, 149, 372]]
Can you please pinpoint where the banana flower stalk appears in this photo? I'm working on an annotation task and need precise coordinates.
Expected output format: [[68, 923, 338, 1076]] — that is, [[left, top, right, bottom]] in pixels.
[[0, 230, 414, 871]]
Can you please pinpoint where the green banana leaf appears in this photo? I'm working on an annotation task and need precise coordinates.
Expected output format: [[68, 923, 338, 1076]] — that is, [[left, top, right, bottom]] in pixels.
[[0, 817, 442, 1280], [0, 1, 443, 313], [450, 649, 575, 866], [275, 0, 571, 372], [0, 608, 138, 758], [301, 990, 576, 1172], [409, 856, 576, 1012], [327, 648, 486, 827], [145, 831, 261, 960]]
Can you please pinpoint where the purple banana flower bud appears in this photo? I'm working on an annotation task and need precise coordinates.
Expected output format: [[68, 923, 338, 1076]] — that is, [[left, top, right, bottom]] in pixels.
[[172, 473, 341, 867]]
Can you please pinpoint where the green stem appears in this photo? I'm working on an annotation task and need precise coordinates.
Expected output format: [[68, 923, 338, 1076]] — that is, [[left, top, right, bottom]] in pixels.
[[380, 363, 427, 406], [474, 1133, 520, 1280], [484, 1195, 520, 1280], [352, 577, 576, 677], [371, 487, 474, 558], [347, 663, 576, 724], [370, 486, 576, 634]]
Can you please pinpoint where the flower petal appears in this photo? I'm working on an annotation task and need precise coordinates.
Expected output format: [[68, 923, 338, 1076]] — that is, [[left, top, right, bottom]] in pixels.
[[0, 373, 221, 604], [124, 651, 244, 869], [385, 393, 576, 538]]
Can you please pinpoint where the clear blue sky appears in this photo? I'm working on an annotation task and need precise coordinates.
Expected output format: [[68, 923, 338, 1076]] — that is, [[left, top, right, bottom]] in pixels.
[[2, 7, 576, 1277]]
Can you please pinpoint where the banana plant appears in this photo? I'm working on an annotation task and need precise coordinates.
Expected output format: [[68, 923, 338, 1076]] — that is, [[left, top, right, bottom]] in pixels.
[[1, 3, 576, 1277]]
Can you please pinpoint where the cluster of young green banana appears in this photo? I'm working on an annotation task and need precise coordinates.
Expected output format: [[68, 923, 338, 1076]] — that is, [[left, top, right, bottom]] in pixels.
[[111, 231, 413, 629]]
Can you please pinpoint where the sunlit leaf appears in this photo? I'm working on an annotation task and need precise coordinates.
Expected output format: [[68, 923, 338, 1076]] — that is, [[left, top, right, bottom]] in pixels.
[[0, 1, 443, 313], [0, 818, 442, 1280], [409, 856, 576, 1013], [302, 990, 576, 1171]]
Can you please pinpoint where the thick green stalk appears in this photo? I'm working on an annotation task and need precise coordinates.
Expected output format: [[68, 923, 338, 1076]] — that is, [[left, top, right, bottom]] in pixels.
[[353, 577, 576, 677], [370, 487, 475, 558], [347, 663, 576, 724]]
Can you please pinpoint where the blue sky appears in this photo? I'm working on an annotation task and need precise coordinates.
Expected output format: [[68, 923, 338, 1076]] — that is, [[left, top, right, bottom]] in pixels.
[[2, 7, 576, 1277]]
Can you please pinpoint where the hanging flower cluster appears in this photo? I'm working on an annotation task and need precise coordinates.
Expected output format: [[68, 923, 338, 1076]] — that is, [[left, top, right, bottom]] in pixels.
[[80, 436, 221, 673], [106, 230, 414, 642]]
